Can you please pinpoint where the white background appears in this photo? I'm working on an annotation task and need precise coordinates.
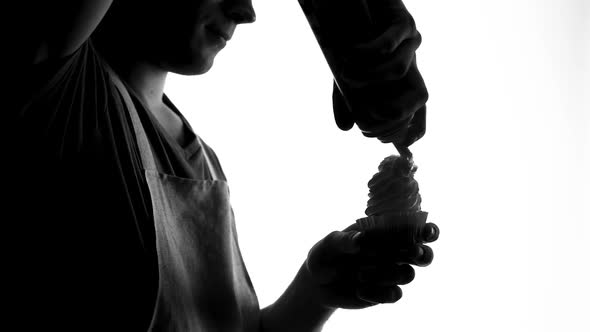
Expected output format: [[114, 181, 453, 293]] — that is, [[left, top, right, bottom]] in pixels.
[[165, 1, 589, 331]]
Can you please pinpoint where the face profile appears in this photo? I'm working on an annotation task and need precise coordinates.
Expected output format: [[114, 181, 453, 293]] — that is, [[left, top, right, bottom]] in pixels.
[[150, 0, 256, 75], [96, 0, 256, 75]]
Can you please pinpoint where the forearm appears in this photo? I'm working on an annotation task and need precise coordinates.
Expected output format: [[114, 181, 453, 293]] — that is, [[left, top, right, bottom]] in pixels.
[[259, 262, 336, 332]]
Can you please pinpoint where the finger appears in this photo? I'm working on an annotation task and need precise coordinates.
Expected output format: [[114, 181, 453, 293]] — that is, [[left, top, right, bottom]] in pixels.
[[394, 244, 434, 267], [396, 244, 424, 263], [333, 230, 363, 254], [357, 264, 415, 286], [343, 64, 428, 140], [420, 222, 440, 243], [343, 34, 422, 82], [351, 98, 414, 136], [350, 10, 418, 55], [350, 61, 427, 121], [332, 81, 355, 131], [393, 264, 415, 285], [403, 104, 426, 147], [321, 230, 363, 255], [387, 62, 429, 116], [319, 282, 380, 310], [413, 244, 434, 267], [341, 223, 362, 233], [357, 285, 403, 304], [390, 244, 434, 266], [386, 33, 421, 79], [355, 116, 406, 140], [361, 242, 434, 267]]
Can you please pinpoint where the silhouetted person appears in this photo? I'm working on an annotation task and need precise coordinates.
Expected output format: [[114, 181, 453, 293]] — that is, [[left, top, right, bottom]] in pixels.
[[5, 1, 438, 331]]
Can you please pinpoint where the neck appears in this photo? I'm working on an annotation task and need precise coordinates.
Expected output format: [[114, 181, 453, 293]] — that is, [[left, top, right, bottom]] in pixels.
[[95, 42, 192, 145], [115, 59, 169, 111], [93, 18, 169, 111], [97, 42, 169, 111]]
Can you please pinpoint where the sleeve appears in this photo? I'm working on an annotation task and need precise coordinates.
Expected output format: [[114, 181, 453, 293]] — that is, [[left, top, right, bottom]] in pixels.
[[4, 38, 158, 330]]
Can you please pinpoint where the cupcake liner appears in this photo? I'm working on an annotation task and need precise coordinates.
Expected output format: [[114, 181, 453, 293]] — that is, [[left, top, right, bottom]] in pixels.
[[355, 211, 429, 246], [355, 211, 428, 231]]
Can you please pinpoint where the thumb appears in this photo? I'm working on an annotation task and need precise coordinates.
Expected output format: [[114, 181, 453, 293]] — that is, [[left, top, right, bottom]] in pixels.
[[332, 81, 355, 131], [307, 230, 363, 266], [327, 230, 363, 255]]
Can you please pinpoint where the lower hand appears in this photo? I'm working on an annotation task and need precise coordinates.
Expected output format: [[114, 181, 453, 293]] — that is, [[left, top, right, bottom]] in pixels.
[[304, 222, 439, 309]]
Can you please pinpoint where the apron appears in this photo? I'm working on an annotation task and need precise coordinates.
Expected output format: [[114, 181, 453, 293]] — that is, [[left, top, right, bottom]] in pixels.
[[106, 65, 260, 332]]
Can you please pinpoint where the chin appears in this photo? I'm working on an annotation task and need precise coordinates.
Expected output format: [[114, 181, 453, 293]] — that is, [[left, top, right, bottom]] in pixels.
[[160, 50, 217, 76], [173, 59, 214, 76]]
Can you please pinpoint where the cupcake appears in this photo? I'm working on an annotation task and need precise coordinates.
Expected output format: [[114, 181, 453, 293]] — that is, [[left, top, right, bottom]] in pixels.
[[356, 153, 428, 246]]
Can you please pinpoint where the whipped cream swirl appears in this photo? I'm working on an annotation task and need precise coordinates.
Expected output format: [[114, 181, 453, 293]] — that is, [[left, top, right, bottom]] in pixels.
[[365, 155, 422, 216]]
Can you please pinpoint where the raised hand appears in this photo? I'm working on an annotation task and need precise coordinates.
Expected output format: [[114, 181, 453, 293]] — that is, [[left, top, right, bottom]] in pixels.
[[331, 0, 428, 146]]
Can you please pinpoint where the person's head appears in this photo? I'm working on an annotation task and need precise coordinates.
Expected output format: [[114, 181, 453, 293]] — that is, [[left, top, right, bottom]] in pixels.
[[94, 0, 256, 75]]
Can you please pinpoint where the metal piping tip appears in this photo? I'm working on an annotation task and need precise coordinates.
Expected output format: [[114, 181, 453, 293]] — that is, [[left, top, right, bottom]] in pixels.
[[394, 143, 413, 161]]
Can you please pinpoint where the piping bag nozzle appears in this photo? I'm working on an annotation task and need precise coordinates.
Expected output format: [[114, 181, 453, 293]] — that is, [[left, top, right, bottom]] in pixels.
[[394, 143, 413, 161]]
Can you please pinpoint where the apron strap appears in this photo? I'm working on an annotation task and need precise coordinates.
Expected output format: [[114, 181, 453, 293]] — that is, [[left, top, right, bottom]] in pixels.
[[104, 62, 157, 171], [195, 135, 222, 181]]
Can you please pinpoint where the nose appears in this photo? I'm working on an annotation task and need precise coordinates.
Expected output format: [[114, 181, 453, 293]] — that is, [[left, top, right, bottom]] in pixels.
[[223, 0, 256, 24]]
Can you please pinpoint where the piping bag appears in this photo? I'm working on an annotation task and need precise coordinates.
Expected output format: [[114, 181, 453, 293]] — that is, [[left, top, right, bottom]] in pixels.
[[297, 0, 427, 148], [298, 0, 430, 247]]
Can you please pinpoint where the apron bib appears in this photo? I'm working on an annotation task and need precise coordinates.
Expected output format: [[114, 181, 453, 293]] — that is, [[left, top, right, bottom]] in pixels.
[[107, 65, 260, 332]]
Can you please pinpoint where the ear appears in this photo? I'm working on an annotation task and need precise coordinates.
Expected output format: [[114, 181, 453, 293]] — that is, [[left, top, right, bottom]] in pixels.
[[332, 80, 355, 131]]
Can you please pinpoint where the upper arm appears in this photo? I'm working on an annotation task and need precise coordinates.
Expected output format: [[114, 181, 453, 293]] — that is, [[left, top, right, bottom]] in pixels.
[[19, 0, 113, 64]]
